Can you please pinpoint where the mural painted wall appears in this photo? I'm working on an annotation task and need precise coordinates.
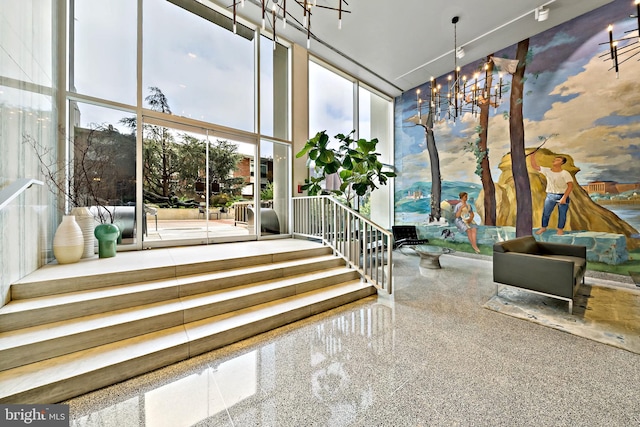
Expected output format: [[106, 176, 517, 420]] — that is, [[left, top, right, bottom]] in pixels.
[[394, 0, 640, 273]]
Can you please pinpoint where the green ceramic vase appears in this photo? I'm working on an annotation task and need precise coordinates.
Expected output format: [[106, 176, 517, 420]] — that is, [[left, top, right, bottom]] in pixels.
[[94, 223, 120, 258]]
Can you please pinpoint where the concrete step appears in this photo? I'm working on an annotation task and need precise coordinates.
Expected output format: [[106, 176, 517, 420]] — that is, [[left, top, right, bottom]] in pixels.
[[0, 280, 375, 404], [0, 255, 344, 332], [10, 244, 334, 299], [0, 266, 359, 371]]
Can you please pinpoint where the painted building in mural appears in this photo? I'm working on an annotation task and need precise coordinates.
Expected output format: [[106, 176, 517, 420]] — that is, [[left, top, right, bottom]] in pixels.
[[394, 0, 640, 269]]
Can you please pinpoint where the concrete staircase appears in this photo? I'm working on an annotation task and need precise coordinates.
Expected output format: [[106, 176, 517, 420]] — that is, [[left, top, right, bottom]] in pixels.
[[0, 240, 376, 403]]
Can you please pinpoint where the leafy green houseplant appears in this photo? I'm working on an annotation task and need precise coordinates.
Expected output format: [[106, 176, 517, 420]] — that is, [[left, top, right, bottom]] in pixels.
[[296, 130, 395, 208]]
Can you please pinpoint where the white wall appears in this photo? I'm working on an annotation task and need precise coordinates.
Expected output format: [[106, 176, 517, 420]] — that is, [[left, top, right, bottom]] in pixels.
[[0, 0, 59, 306], [368, 93, 393, 229]]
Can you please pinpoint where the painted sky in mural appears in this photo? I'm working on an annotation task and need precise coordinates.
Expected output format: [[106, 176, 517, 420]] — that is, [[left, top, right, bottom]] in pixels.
[[395, 0, 640, 194]]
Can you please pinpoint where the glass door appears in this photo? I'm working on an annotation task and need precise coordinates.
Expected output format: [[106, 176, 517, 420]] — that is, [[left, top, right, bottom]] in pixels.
[[141, 117, 257, 246]]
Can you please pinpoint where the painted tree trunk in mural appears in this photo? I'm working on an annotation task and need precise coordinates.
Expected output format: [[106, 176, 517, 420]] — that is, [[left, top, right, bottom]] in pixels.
[[509, 39, 532, 237], [404, 107, 442, 220], [425, 109, 442, 220], [478, 55, 497, 226]]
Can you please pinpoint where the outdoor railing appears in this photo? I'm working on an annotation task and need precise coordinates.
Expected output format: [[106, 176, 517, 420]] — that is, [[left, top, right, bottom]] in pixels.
[[292, 196, 393, 294], [232, 201, 252, 226]]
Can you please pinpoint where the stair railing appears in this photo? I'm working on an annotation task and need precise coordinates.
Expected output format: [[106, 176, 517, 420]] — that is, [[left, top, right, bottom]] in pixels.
[[0, 178, 44, 211], [292, 195, 393, 294]]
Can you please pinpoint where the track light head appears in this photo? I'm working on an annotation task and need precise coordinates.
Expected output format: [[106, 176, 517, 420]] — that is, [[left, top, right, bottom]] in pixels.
[[535, 6, 549, 22]]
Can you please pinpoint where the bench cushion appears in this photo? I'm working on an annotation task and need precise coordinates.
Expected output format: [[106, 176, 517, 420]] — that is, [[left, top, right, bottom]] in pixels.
[[494, 236, 541, 254]]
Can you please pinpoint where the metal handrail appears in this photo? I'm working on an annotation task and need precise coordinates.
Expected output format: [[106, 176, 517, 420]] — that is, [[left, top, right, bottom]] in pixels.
[[292, 196, 393, 294], [0, 178, 44, 211]]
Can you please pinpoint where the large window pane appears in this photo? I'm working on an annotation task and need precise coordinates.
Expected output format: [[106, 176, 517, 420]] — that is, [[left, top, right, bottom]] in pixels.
[[70, 102, 137, 244], [359, 86, 392, 227], [71, 0, 136, 105], [308, 61, 354, 194], [143, 0, 255, 131], [260, 36, 289, 139], [309, 61, 354, 143], [359, 86, 391, 155]]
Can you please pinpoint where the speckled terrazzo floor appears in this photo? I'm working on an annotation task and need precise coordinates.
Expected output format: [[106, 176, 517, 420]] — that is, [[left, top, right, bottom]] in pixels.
[[64, 251, 640, 427], [485, 281, 640, 354]]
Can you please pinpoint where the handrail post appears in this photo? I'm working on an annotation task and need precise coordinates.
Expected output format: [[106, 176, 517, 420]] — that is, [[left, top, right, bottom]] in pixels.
[[320, 199, 327, 242]]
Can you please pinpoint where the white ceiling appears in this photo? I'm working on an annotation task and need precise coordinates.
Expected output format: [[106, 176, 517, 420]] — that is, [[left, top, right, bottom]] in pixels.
[[211, 0, 614, 97]]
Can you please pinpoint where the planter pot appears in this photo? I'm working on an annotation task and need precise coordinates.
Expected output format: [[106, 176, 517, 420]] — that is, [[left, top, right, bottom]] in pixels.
[[94, 223, 120, 259], [53, 215, 84, 264], [71, 207, 96, 258]]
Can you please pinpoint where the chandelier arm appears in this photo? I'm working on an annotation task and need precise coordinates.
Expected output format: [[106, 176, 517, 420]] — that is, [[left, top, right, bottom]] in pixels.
[[257, 0, 320, 39], [615, 48, 640, 66], [281, 7, 306, 27], [599, 52, 617, 60], [616, 40, 640, 55], [311, 4, 351, 13]]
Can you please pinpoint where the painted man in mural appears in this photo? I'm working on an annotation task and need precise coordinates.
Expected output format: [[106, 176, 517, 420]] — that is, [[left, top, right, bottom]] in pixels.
[[530, 153, 573, 235]]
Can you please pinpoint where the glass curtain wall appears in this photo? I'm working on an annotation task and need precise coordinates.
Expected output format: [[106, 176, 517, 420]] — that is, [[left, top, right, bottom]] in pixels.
[[308, 59, 393, 226], [67, 0, 292, 249]]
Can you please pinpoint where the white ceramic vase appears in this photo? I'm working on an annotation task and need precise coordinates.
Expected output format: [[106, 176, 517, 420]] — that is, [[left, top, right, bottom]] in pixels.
[[53, 215, 84, 264], [71, 207, 96, 258]]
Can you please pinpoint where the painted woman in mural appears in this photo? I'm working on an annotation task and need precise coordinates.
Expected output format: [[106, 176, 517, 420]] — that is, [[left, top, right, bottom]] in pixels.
[[530, 153, 573, 235], [454, 192, 481, 253]]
